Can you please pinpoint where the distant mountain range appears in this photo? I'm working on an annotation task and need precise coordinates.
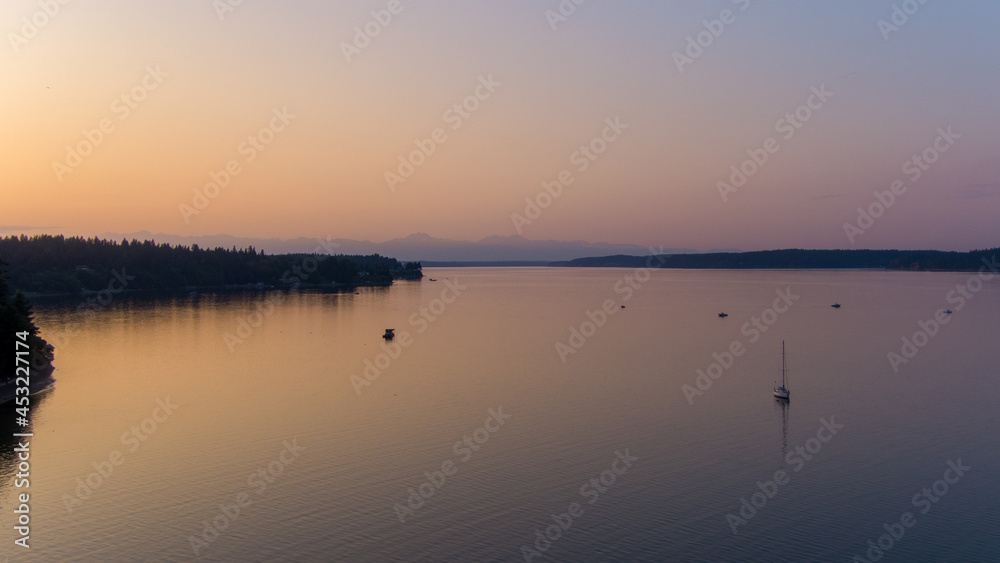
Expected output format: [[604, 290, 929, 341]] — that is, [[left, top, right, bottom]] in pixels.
[[95, 231, 699, 262]]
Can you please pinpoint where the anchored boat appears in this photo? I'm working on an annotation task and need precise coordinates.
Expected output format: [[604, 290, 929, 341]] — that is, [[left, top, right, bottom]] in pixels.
[[773, 341, 790, 400]]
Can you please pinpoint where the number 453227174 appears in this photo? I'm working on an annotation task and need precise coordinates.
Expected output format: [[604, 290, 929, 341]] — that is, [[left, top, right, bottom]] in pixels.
[[15, 331, 31, 419]]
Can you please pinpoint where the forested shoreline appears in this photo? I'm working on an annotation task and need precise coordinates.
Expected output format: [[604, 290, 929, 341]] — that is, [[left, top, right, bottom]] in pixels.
[[0, 235, 422, 295], [0, 260, 54, 384], [551, 248, 1000, 271]]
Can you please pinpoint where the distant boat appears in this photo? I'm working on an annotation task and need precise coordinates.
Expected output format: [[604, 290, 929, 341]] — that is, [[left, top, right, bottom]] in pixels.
[[773, 341, 790, 400], [944, 309, 953, 314], [831, 303, 841, 308], [428, 278, 437, 281], [383, 329, 395, 340], [718, 313, 728, 318]]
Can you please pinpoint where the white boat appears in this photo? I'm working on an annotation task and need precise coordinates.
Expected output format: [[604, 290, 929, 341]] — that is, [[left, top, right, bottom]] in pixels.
[[773, 341, 790, 400]]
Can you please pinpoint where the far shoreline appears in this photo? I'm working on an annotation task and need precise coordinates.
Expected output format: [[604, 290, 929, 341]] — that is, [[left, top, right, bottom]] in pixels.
[[422, 263, 993, 273]]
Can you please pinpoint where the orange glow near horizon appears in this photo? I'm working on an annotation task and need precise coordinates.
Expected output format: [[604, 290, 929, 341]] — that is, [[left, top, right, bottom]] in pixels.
[[1, 1, 998, 251]]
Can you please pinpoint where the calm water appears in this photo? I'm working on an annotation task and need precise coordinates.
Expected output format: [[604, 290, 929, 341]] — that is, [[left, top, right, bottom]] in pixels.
[[2, 268, 998, 562]]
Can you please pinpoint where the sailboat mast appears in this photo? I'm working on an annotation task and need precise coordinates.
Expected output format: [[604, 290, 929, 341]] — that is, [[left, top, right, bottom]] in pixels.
[[782, 341, 786, 388]]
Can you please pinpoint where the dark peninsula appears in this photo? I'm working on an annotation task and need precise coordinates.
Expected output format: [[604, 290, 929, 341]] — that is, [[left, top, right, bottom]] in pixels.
[[0, 260, 55, 403], [0, 235, 422, 296]]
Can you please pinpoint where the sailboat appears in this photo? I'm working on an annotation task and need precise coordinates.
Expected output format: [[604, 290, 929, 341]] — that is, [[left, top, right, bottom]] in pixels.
[[773, 341, 790, 400]]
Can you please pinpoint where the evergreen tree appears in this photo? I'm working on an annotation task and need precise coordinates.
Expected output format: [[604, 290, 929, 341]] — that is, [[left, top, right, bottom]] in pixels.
[[0, 259, 53, 383], [11, 292, 39, 339]]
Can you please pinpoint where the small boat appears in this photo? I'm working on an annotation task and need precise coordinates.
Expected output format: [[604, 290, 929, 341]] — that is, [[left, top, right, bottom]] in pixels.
[[831, 303, 841, 308], [383, 329, 395, 340], [773, 341, 790, 400], [943, 309, 953, 314], [428, 278, 437, 281], [718, 313, 728, 318], [621, 305, 626, 309]]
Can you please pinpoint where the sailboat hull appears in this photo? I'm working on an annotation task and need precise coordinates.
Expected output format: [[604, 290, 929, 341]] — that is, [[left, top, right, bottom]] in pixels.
[[773, 341, 790, 400]]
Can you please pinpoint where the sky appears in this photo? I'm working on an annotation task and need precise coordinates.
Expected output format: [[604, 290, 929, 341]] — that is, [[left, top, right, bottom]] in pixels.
[[1, 0, 998, 251]]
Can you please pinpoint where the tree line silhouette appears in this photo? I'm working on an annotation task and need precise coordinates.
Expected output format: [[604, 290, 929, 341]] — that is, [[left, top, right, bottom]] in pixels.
[[0, 259, 54, 383], [556, 248, 1000, 270], [0, 235, 422, 295]]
